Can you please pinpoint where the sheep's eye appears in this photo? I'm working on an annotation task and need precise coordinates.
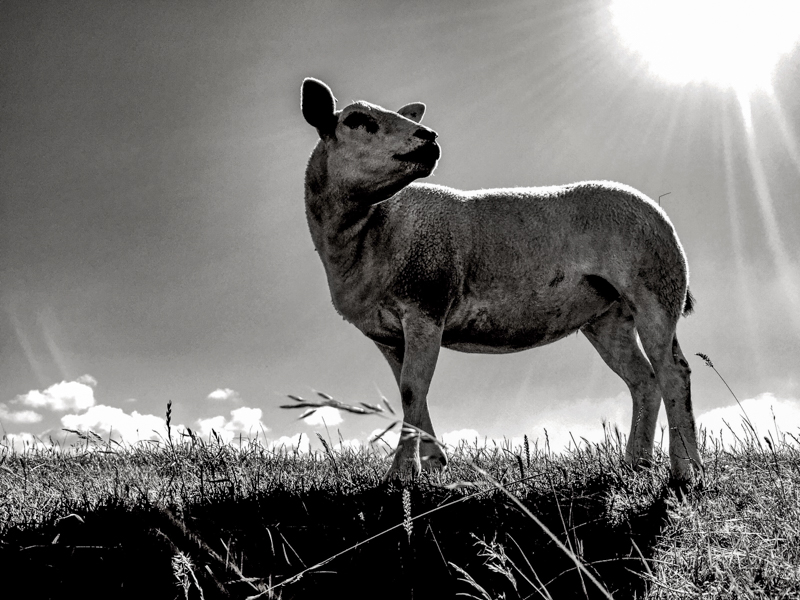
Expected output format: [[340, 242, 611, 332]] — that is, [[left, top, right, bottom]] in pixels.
[[343, 112, 379, 134]]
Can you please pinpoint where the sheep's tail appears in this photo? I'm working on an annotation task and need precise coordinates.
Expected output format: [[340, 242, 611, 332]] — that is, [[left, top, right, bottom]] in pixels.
[[682, 288, 696, 317]]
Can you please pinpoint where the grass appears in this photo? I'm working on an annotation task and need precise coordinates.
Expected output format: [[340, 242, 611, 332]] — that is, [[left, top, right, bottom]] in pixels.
[[645, 427, 800, 598], [1, 366, 799, 599]]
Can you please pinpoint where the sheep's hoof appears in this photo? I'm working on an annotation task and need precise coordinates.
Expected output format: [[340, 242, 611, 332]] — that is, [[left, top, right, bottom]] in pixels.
[[421, 444, 448, 472], [669, 457, 705, 491], [384, 452, 421, 483], [625, 454, 654, 471]]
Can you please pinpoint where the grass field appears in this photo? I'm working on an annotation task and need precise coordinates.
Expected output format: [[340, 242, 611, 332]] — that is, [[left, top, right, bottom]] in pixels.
[[2, 397, 799, 600]]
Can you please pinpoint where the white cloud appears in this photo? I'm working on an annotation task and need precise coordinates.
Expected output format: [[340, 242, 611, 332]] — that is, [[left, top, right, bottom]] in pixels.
[[268, 433, 311, 453], [196, 415, 226, 435], [520, 393, 633, 452], [206, 388, 240, 402], [2, 432, 48, 452], [302, 406, 343, 428], [61, 405, 173, 443], [432, 393, 800, 455], [698, 393, 800, 443], [0, 403, 43, 424], [442, 428, 483, 447], [334, 438, 363, 451], [229, 406, 265, 430], [409, 394, 638, 455], [195, 406, 269, 442], [76, 374, 98, 387], [368, 427, 400, 450], [15, 379, 96, 412]]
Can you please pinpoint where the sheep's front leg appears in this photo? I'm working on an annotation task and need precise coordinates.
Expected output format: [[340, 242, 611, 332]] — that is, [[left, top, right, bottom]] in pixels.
[[381, 315, 446, 481]]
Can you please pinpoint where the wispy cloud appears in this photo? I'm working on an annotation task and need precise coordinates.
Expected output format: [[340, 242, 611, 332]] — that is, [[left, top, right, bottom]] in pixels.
[[76, 374, 98, 387], [206, 388, 241, 402], [13, 377, 96, 412], [196, 406, 269, 442]]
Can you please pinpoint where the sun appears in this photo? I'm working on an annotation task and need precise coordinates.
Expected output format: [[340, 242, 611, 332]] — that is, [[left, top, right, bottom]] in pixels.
[[610, 0, 800, 92]]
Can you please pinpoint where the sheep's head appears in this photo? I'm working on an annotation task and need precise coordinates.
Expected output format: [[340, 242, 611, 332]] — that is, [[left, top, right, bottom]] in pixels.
[[302, 78, 440, 198]]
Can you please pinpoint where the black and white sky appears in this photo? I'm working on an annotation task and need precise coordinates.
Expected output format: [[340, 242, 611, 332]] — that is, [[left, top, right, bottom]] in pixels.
[[2, 0, 800, 453]]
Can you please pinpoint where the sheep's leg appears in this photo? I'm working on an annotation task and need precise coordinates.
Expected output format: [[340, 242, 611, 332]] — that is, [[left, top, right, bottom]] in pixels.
[[378, 316, 446, 481], [581, 301, 662, 468], [634, 303, 702, 483]]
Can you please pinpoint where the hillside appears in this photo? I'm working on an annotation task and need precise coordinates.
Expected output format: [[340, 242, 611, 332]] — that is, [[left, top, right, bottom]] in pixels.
[[1, 413, 798, 599]]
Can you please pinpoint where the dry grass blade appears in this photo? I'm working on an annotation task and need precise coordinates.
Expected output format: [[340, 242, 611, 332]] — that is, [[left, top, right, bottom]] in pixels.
[[316, 433, 339, 478], [279, 402, 321, 410], [370, 421, 399, 446], [449, 561, 493, 599], [381, 396, 396, 415], [297, 409, 317, 421], [283, 393, 377, 415]]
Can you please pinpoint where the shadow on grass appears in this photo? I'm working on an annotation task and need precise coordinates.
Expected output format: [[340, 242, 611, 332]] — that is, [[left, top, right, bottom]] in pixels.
[[1, 475, 670, 599]]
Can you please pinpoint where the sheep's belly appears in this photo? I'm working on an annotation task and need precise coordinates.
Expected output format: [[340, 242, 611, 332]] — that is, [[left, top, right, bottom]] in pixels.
[[442, 290, 612, 354]]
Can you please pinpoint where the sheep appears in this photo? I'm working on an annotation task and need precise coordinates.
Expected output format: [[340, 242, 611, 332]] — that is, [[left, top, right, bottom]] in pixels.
[[300, 77, 702, 483]]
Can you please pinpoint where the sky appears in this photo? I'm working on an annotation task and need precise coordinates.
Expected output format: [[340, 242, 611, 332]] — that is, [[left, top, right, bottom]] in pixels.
[[2, 0, 800, 455]]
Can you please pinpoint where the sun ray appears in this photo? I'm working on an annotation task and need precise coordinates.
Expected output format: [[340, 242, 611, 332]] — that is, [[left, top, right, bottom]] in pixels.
[[765, 90, 800, 176], [736, 91, 800, 332], [5, 304, 49, 389], [653, 87, 688, 181], [39, 307, 71, 382], [720, 102, 765, 379]]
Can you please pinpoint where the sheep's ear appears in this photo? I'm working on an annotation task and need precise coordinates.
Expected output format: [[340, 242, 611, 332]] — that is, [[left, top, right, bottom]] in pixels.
[[302, 78, 338, 137], [398, 102, 425, 123]]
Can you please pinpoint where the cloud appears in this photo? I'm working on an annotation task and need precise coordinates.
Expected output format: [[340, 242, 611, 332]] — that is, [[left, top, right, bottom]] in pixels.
[[698, 393, 800, 443], [368, 427, 400, 450], [2, 432, 48, 452], [15, 379, 96, 412], [302, 406, 343, 428], [76, 374, 98, 387], [196, 406, 269, 442], [517, 393, 634, 452], [61, 405, 173, 442], [0, 404, 43, 424], [268, 433, 311, 453], [442, 428, 483, 447], [334, 438, 363, 451], [61, 404, 176, 443], [387, 394, 636, 456], [206, 388, 240, 402], [444, 393, 800, 454]]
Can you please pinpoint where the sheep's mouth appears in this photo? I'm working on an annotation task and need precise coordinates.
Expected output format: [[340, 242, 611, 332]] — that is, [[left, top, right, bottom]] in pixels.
[[393, 142, 440, 166]]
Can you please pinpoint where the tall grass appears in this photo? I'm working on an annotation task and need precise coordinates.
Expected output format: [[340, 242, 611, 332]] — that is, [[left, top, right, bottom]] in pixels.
[[1, 355, 798, 598]]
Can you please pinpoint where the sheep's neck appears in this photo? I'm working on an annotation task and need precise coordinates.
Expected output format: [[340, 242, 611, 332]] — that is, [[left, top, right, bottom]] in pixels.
[[304, 145, 385, 280]]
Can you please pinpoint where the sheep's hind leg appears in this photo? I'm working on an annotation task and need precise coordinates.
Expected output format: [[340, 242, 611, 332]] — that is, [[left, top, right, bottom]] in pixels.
[[633, 298, 702, 483], [581, 301, 662, 469]]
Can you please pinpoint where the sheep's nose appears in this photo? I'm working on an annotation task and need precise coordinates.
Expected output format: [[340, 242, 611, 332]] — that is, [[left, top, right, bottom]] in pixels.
[[413, 128, 437, 142]]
